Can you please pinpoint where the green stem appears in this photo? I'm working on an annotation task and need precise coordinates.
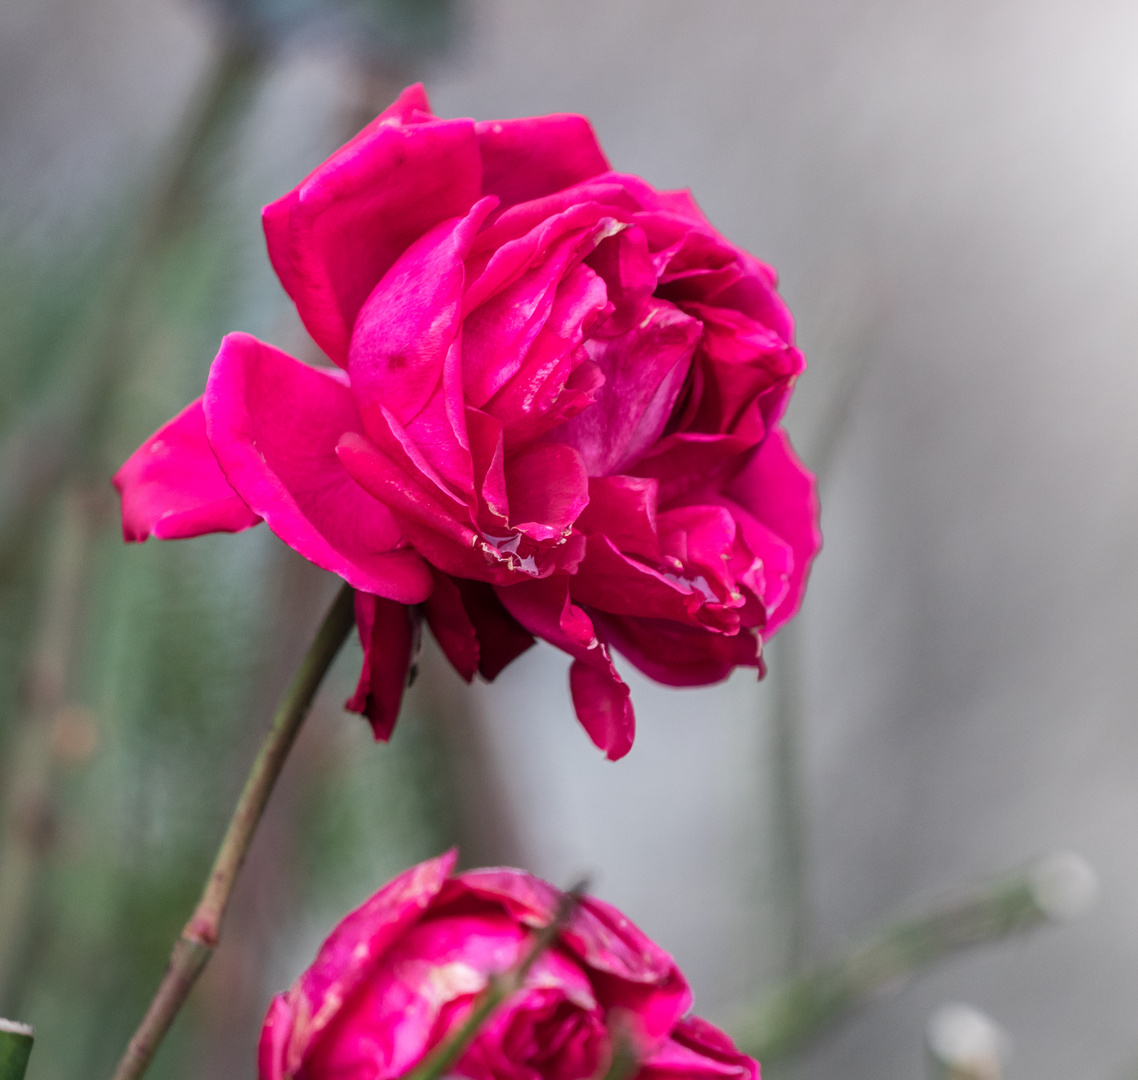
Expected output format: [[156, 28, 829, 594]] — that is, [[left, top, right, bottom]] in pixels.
[[733, 855, 1092, 1062], [0, 1020, 32, 1080], [401, 882, 587, 1080], [108, 583, 356, 1080]]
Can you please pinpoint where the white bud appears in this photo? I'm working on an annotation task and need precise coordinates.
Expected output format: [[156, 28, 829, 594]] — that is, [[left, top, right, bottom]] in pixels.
[[927, 1003, 1009, 1077], [1029, 851, 1098, 921]]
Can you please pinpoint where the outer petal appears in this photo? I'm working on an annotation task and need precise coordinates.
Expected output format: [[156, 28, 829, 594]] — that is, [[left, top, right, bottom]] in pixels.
[[726, 429, 820, 637], [423, 571, 535, 682], [275, 851, 457, 1079], [204, 333, 432, 603], [637, 1017, 759, 1080], [263, 87, 481, 365], [593, 612, 761, 689], [345, 592, 417, 740], [113, 397, 260, 541], [439, 870, 690, 1044], [569, 658, 636, 763], [476, 113, 610, 208], [496, 576, 635, 759]]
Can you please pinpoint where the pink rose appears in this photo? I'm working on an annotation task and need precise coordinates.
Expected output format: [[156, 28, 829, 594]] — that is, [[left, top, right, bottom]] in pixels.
[[258, 851, 758, 1080], [114, 85, 820, 758]]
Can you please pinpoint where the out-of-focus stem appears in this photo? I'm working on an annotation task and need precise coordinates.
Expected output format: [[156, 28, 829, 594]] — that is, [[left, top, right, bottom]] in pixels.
[[766, 627, 809, 974], [733, 854, 1094, 1062], [0, 1019, 33, 1080], [401, 882, 587, 1080], [0, 490, 99, 1012], [108, 583, 356, 1080], [0, 33, 262, 572]]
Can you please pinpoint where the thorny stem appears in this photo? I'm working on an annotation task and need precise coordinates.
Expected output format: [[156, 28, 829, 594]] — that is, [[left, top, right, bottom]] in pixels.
[[400, 882, 589, 1080], [733, 855, 1090, 1062], [108, 583, 356, 1080]]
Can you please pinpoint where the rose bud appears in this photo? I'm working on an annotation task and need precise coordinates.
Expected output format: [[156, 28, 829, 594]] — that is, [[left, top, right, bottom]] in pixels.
[[258, 851, 758, 1080], [114, 85, 820, 758]]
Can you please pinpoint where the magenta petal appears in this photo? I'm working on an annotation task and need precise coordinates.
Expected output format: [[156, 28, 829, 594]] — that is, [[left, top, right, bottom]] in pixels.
[[554, 299, 700, 477], [256, 995, 293, 1080], [576, 475, 661, 562], [349, 197, 497, 429], [204, 333, 431, 603], [495, 576, 636, 759], [422, 569, 480, 682], [638, 1017, 759, 1080], [278, 851, 457, 1077], [726, 428, 820, 636], [569, 658, 635, 760], [263, 103, 481, 365], [476, 113, 610, 207], [345, 592, 417, 740], [505, 442, 589, 540], [594, 612, 760, 688], [113, 397, 260, 541]]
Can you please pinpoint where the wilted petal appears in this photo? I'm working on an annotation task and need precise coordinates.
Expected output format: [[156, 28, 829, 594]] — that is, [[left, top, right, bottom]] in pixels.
[[345, 592, 417, 740]]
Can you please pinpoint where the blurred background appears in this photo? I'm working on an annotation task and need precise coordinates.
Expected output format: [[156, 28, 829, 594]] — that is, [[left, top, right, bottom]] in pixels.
[[1, 1, 1137, 1077]]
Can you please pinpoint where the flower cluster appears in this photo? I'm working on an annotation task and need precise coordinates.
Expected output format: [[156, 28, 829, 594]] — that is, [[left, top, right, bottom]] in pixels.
[[259, 852, 758, 1080], [114, 84, 819, 758]]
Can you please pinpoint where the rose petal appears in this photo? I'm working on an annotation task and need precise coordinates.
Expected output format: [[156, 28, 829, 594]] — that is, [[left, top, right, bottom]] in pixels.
[[280, 851, 457, 1078], [349, 196, 497, 431], [569, 658, 635, 762], [638, 1016, 759, 1080], [345, 592, 417, 740], [496, 576, 636, 759], [204, 333, 432, 603], [554, 299, 700, 477], [263, 87, 481, 365], [505, 442, 590, 541], [726, 428, 820, 636], [476, 113, 610, 207], [114, 396, 261, 541], [593, 612, 761, 688], [575, 475, 661, 562]]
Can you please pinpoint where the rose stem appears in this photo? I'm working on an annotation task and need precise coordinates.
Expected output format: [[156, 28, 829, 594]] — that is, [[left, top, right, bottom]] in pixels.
[[0, 1019, 33, 1080], [402, 880, 589, 1080], [733, 852, 1095, 1062], [108, 582, 357, 1080]]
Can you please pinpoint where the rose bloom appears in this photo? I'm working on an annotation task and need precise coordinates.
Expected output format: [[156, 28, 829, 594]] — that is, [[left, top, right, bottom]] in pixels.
[[259, 851, 758, 1080], [115, 85, 820, 759]]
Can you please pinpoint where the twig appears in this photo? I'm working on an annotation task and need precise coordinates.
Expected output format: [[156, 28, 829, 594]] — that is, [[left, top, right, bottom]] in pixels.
[[0, 1019, 33, 1080], [733, 853, 1095, 1062], [108, 583, 356, 1080], [400, 880, 589, 1080]]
